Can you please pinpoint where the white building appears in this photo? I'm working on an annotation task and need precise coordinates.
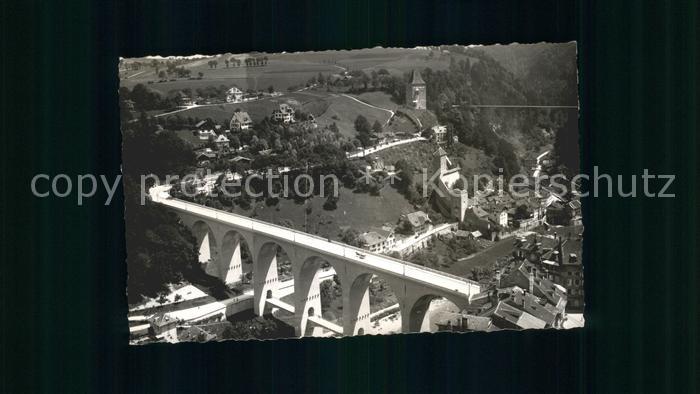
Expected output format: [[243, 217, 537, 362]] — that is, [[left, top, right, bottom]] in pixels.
[[226, 86, 243, 103], [431, 125, 447, 145], [272, 103, 295, 123]]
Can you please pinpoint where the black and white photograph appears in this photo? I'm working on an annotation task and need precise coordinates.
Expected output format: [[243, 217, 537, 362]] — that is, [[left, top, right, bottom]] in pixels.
[[120, 43, 583, 344]]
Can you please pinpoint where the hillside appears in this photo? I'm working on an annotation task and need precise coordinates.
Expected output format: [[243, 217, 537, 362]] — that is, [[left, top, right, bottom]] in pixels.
[[477, 42, 578, 106]]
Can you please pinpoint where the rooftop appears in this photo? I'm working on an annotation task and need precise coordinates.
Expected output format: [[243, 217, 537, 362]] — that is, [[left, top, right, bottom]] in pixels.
[[402, 211, 431, 228], [410, 69, 425, 85]]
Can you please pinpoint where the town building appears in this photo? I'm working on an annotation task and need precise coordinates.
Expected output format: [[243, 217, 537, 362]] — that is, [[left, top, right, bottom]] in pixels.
[[400, 211, 431, 234], [518, 233, 584, 312], [358, 226, 395, 254], [405, 69, 427, 110], [488, 209, 509, 228], [229, 111, 253, 131], [499, 260, 568, 313], [431, 147, 470, 222], [431, 125, 447, 145]]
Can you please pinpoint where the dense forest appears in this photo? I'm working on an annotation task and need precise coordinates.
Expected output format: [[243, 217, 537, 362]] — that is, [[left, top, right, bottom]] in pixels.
[[421, 43, 579, 178]]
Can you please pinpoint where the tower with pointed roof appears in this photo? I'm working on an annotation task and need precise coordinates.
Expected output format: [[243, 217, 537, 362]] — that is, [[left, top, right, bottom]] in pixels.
[[406, 69, 426, 110]]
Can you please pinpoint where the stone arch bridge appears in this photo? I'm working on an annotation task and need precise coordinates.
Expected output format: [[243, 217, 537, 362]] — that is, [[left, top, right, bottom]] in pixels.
[[150, 187, 481, 337]]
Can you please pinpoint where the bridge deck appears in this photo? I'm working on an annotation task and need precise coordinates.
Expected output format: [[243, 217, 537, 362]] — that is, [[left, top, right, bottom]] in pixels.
[[150, 187, 480, 298]]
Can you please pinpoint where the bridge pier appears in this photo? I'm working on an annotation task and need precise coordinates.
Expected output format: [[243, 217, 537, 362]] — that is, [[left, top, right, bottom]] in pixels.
[[293, 256, 324, 337], [253, 241, 280, 316], [220, 232, 243, 285], [343, 271, 372, 336]]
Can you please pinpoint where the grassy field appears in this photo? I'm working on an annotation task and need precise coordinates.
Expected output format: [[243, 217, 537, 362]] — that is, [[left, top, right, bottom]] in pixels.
[[349, 91, 400, 111], [372, 140, 439, 172], [173, 129, 208, 148], [228, 186, 415, 240], [314, 93, 393, 138], [121, 55, 341, 94], [121, 47, 472, 96]]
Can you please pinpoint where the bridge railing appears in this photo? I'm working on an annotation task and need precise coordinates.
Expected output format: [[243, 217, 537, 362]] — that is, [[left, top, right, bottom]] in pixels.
[[153, 191, 480, 295]]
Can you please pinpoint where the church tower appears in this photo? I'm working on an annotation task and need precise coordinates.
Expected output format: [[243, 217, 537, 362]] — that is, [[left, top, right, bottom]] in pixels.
[[406, 69, 426, 110]]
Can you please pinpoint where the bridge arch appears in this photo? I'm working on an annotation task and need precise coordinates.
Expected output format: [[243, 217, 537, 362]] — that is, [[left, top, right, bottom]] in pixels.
[[219, 230, 253, 286], [253, 240, 293, 315], [345, 272, 401, 336], [406, 294, 466, 333], [191, 220, 219, 278], [294, 255, 345, 337]]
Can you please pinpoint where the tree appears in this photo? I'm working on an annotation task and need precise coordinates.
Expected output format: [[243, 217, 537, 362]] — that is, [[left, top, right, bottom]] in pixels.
[[124, 185, 199, 303], [514, 204, 530, 220], [197, 71, 203, 79], [340, 228, 361, 247], [323, 194, 338, 210], [396, 219, 415, 235], [372, 120, 383, 135], [354, 115, 371, 134], [221, 316, 281, 340], [355, 115, 373, 147]]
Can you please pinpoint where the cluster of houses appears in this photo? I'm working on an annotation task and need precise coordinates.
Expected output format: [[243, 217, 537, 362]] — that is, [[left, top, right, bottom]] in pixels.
[[190, 102, 318, 167], [512, 232, 584, 311], [435, 257, 571, 332], [430, 146, 582, 241]]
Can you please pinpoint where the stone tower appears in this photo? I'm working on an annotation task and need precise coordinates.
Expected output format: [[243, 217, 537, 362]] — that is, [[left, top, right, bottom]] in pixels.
[[406, 69, 426, 110]]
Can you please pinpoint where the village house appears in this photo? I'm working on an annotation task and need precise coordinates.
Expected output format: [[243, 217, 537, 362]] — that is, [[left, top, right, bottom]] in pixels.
[[272, 103, 295, 123], [197, 129, 216, 140], [194, 148, 217, 165], [225, 86, 243, 103], [214, 134, 230, 151], [178, 95, 195, 107], [229, 111, 253, 131]]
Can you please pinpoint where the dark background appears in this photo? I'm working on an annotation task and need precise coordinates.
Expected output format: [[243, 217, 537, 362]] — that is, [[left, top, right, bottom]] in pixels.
[[0, 0, 697, 392]]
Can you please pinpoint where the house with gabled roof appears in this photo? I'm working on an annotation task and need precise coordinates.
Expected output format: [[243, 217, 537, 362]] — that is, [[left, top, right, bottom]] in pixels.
[[229, 111, 253, 131]]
